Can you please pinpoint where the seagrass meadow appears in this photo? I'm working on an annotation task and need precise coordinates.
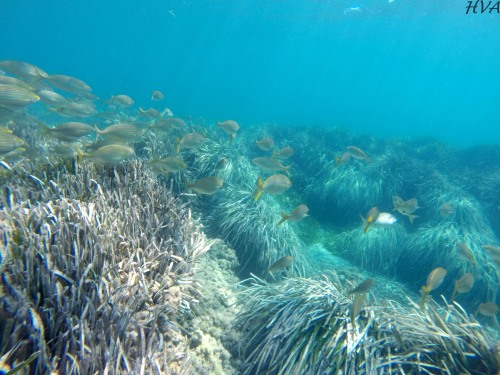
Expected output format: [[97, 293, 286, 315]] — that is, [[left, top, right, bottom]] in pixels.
[[0, 60, 499, 374]]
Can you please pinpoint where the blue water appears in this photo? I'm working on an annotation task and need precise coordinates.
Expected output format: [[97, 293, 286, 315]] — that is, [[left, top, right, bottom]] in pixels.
[[1, 0, 499, 147]]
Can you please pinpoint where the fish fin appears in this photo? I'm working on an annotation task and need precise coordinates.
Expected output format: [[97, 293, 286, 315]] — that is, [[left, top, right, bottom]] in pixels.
[[74, 148, 87, 164], [229, 133, 235, 145], [450, 285, 457, 302], [175, 138, 181, 155], [253, 176, 263, 201], [277, 211, 289, 226], [284, 164, 292, 177], [363, 223, 371, 234], [408, 214, 419, 224], [94, 125, 102, 143], [182, 178, 191, 192], [38, 122, 51, 137]]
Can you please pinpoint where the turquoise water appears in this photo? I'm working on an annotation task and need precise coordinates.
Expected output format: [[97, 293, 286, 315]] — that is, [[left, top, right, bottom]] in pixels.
[[1, 0, 499, 146]]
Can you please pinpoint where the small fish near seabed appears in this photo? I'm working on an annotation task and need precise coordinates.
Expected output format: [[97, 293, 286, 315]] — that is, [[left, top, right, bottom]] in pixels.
[[217, 120, 240, 144], [0, 83, 40, 110], [439, 202, 455, 217], [346, 146, 370, 163], [0, 132, 27, 155], [150, 117, 187, 132], [252, 157, 291, 175], [335, 151, 351, 167], [482, 245, 500, 268], [147, 156, 187, 177], [450, 273, 474, 301], [277, 204, 309, 226], [361, 207, 380, 234], [392, 196, 419, 224], [214, 157, 228, 171], [0, 60, 48, 82], [456, 241, 477, 267], [95, 123, 144, 143], [77, 144, 135, 166], [267, 255, 294, 278], [176, 132, 206, 154], [47, 74, 92, 95], [105, 94, 134, 108], [419, 267, 447, 307], [151, 90, 164, 101], [348, 278, 375, 295], [185, 176, 223, 195], [40, 122, 95, 142], [255, 137, 275, 151], [273, 146, 295, 160], [253, 174, 292, 201]]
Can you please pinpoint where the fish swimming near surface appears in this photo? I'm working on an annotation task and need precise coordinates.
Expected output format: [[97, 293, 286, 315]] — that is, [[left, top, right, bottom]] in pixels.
[[277, 204, 309, 226], [273, 146, 295, 160], [253, 174, 292, 201], [419, 267, 447, 307], [185, 176, 223, 195], [268, 256, 294, 275], [255, 137, 275, 151]]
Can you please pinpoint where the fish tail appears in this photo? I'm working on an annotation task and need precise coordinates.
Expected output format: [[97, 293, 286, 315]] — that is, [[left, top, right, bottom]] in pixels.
[[182, 178, 191, 192], [39, 122, 51, 137], [253, 176, 263, 201], [175, 138, 181, 155], [74, 148, 87, 163], [450, 286, 457, 302], [277, 211, 289, 226], [284, 164, 292, 177], [408, 214, 418, 225], [229, 133, 235, 145], [94, 125, 102, 143]]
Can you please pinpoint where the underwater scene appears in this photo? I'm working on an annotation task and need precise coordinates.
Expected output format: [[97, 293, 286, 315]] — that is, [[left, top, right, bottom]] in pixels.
[[1, 1, 500, 374]]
